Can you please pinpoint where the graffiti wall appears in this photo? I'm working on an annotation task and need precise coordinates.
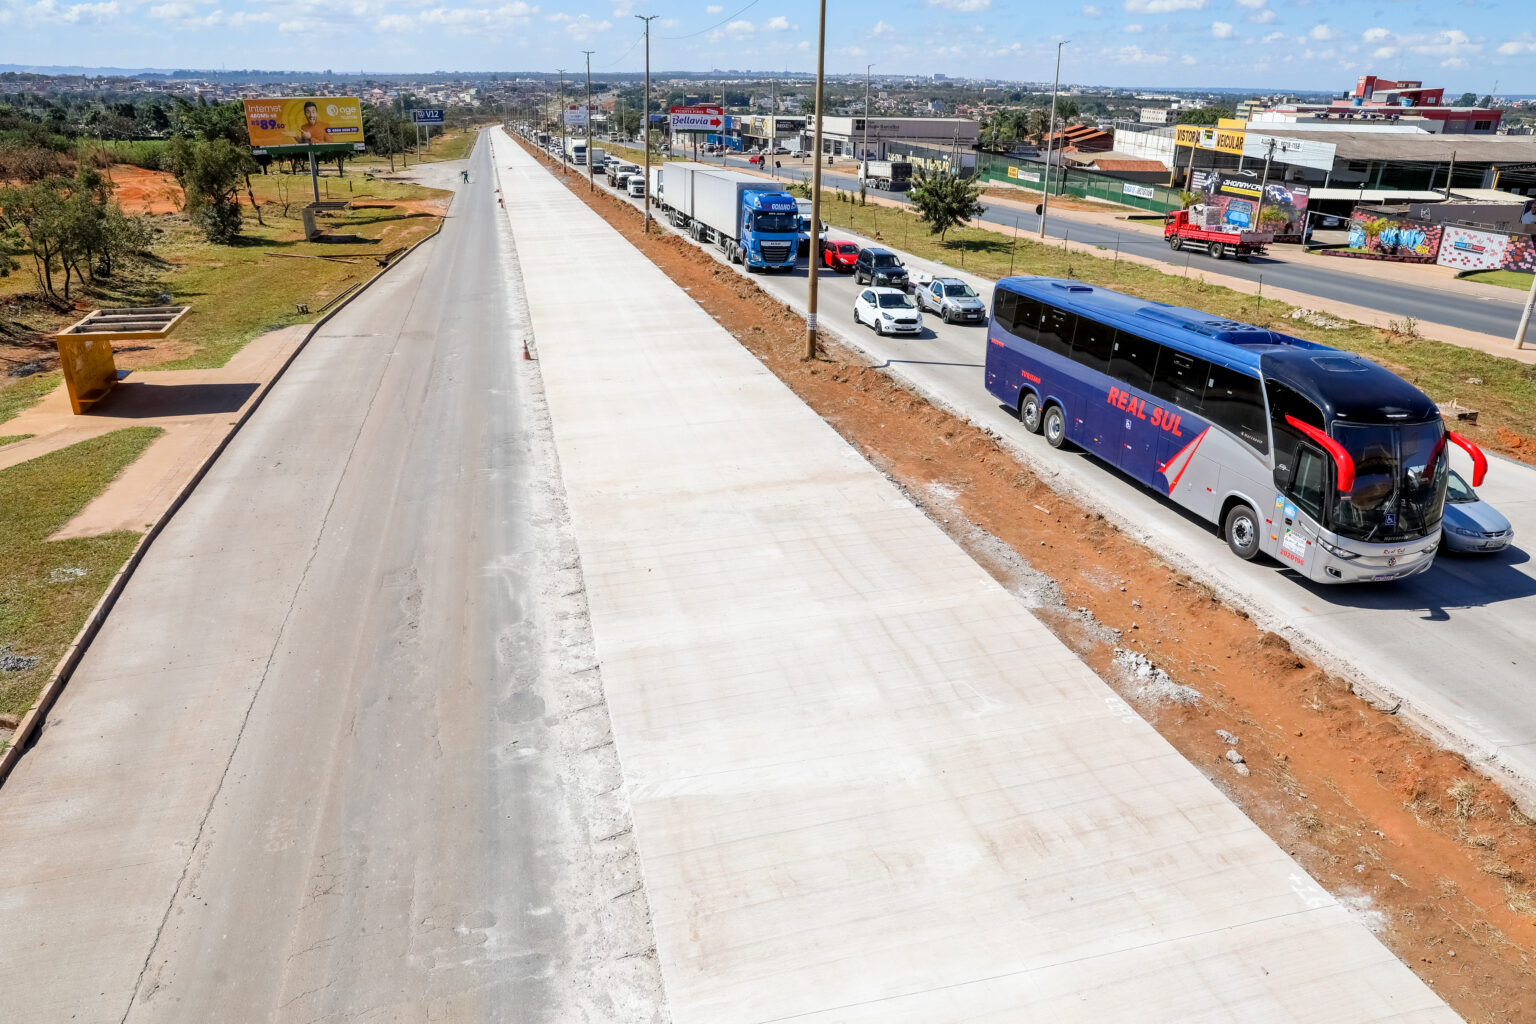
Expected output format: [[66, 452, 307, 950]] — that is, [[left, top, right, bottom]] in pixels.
[[1436, 226, 1512, 271], [1191, 170, 1309, 239], [1346, 211, 1442, 260]]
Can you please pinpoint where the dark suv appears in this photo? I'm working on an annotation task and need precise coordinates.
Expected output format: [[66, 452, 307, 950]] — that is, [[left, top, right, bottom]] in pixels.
[[853, 247, 909, 290]]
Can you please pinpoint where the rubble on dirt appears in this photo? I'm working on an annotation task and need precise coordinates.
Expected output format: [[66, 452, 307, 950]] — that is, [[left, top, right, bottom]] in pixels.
[[0, 645, 40, 673], [1289, 308, 1349, 330], [1114, 648, 1201, 706], [1217, 729, 1240, 746]]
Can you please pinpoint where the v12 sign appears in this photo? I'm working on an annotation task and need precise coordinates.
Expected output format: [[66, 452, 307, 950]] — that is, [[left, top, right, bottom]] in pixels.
[[669, 105, 723, 132]]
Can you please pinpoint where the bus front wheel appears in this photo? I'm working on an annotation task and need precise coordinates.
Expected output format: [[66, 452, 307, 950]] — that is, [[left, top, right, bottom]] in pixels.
[[1224, 504, 1261, 560], [1020, 391, 1043, 434], [1043, 404, 1067, 449]]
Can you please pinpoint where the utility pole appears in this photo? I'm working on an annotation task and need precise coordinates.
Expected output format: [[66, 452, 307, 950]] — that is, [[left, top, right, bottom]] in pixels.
[[863, 63, 873, 170], [637, 15, 657, 231], [1517, 271, 1536, 350], [1257, 136, 1276, 226], [805, 0, 827, 361], [583, 50, 595, 192], [557, 69, 568, 176], [1444, 149, 1457, 199], [1039, 40, 1068, 239]]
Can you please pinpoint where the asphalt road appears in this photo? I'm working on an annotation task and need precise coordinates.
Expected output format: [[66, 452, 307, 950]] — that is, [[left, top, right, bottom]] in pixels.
[[0, 135, 662, 1022], [657, 143, 1528, 339], [576, 151, 1536, 802]]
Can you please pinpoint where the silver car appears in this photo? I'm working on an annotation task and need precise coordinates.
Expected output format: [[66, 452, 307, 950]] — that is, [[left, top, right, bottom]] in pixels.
[[916, 277, 988, 324], [1440, 470, 1514, 554]]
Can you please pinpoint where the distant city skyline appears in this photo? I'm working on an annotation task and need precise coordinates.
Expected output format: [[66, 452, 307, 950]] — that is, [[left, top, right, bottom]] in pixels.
[[2, 0, 1532, 94]]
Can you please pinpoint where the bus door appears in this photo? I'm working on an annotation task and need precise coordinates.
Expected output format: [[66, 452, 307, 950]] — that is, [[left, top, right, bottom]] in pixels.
[[1148, 348, 1212, 515], [1273, 443, 1327, 572], [1105, 331, 1162, 477]]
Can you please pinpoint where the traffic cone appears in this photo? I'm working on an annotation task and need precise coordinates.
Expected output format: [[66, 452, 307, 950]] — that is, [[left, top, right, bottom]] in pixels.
[[522, 340, 532, 361]]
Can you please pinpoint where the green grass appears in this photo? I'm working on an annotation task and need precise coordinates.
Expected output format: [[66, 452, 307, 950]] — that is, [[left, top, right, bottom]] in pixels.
[[0, 372, 61, 429], [0, 435, 35, 446], [804, 190, 1536, 453], [1461, 269, 1535, 291], [0, 426, 163, 717]]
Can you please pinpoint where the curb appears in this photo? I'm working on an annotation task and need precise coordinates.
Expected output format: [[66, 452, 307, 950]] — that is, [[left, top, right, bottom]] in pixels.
[[0, 214, 447, 787]]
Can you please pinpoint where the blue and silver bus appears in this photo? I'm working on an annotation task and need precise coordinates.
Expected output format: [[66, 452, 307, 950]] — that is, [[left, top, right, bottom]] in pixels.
[[984, 277, 1489, 583]]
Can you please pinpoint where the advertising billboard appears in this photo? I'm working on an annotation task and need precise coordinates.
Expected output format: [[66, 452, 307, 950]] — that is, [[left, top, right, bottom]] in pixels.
[[1175, 122, 1245, 155], [1191, 170, 1310, 238], [411, 108, 445, 125], [670, 105, 724, 132], [243, 97, 364, 152]]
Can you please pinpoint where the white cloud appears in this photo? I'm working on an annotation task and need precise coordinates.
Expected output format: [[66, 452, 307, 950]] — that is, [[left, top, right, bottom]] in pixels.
[[1123, 0, 1204, 12], [764, 14, 791, 30], [924, 0, 991, 10], [1124, 22, 1142, 32], [1234, 0, 1264, 7], [1081, 3, 1102, 15], [871, 19, 895, 36], [148, 1, 193, 16], [28, 0, 121, 23], [1110, 44, 1170, 64], [1308, 22, 1333, 40], [1249, 9, 1273, 22], [1373, 46, 1398, 58], [1211, 20, 1233, 38], [705, 3, 721, 10], [1181, 54, 1197, 64], [723, 18, 753, 37], [1497, 38, 1536, 55], [1362, 26, 1389, 42], [1260, 30, 1284, 44]]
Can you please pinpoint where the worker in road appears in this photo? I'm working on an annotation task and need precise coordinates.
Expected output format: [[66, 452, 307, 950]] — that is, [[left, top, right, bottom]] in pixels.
[[461, 169, 470, 184]]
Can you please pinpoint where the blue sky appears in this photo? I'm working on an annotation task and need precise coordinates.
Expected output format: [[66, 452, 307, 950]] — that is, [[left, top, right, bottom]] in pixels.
[[2, 0, 1533, 92]]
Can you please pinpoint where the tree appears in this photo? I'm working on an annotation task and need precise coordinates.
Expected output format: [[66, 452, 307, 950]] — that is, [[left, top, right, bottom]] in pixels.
[[164, 137, 254, 243], [1455, 92, 1478, 107], [1180, 107, 1233, 126], [906, 166, 985, 242], [1028, 108, 1051, 143]]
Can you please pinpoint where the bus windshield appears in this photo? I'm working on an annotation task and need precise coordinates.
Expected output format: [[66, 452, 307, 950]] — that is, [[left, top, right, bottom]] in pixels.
[[1329, 420, 1447, 541]]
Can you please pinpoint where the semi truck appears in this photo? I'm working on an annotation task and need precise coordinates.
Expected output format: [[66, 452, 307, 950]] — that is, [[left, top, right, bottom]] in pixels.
[[563, 137, 589, 165], [858, 159, 914, 191], [659, 162, 800, 271], [1163, 207, 1272, 261]]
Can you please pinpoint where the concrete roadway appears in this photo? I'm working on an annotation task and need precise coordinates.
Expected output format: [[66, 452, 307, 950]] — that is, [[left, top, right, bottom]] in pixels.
[[578, 154, 1536, 804], [657, 143, 1528, 339], [0, 134, 662, 1022]]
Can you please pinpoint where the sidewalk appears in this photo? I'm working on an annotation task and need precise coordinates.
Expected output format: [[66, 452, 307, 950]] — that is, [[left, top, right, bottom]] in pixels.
[[493, 128, 1454, 1022]]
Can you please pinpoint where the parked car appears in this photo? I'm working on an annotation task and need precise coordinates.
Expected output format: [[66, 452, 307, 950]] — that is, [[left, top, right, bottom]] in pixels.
[[627, 177, 646, 198], [821, 239, 860, 271], [1440, 469, 1514, 554], [853, 247, 910, 290], [853, 287, 923, 336], [915, 276, 987, 324]]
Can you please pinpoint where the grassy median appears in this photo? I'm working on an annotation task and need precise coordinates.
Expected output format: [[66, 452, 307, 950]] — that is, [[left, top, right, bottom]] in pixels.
[[0, 426, 163, 718], [804, 190, 1536, 457]]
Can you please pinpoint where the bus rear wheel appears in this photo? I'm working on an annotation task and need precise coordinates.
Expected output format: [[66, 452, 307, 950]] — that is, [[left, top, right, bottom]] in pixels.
[[1224, 504, 1261, 560], [1043, 404, 1067, 449], [1020, 391, 1043, 434]]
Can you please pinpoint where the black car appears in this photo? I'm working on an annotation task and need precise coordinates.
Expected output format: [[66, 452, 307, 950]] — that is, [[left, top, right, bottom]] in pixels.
[[853, 247, 909, 290]]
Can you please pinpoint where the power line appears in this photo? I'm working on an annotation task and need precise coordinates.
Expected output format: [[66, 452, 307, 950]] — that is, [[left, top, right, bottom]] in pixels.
[[600, 31, 646, 69], [662, 0, 764, 39]]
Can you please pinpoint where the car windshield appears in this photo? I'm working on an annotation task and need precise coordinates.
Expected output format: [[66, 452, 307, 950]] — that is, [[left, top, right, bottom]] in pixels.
[[753, 212, 799, 233], [942, 283, 977, 298], [1446, 470, 1477, 504], [871, 255, 900, 268], [877, 293, 916, 309], [838, 243, 858, 253], [1329, 420, 1448, 541]]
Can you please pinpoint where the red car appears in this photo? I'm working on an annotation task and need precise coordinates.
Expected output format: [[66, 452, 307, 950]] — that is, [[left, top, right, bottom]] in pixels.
[[821, 239, 859, 271]]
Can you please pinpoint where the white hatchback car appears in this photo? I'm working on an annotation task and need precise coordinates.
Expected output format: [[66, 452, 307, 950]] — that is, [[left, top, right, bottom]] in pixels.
[[854, 287, 923, 335]]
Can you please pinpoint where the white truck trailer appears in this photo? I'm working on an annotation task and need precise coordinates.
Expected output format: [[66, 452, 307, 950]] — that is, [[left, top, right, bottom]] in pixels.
[[658, 163, 801, 270]]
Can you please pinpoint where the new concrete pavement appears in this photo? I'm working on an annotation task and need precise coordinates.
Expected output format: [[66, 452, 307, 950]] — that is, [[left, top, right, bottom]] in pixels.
[[491, 128, 1456, 1022], [0, 136, 662, 1022], [576, 139, 1536, 811]]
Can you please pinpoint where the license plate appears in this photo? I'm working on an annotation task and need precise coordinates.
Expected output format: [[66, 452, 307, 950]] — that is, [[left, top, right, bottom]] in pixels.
[[1481, 541, 1505, 550], [1372, 573, 1398, 581]]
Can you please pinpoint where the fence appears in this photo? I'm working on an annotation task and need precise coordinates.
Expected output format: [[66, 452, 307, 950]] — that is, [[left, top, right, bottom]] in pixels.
[[973, 151, 1183, 214]]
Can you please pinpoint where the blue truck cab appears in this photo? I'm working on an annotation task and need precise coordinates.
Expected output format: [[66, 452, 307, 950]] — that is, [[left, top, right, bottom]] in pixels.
[[739, 190, 801, 271]]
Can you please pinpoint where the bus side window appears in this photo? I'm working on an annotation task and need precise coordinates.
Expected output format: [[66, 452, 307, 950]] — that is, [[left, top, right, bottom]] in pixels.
[[1265, 377, 1324, 479], [1205, 365, 1269, 453], [1071, 317, 1113, 374], [992, 289, 1020, 335], [1291, 446, 1326, 522], [1034, 303, 1074, 357], [1109, 331, 1160, 393], [1151, 348, 1210, 411]]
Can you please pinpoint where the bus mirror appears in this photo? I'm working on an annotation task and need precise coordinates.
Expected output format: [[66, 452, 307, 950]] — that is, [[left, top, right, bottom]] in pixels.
[[1285, 415, 1355, 493], [1446, 431, 1487, 487]]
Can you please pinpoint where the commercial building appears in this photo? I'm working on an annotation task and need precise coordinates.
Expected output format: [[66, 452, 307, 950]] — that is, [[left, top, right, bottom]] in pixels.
[[803, 116, 979, 160], [1249, 74, 1502, 135]]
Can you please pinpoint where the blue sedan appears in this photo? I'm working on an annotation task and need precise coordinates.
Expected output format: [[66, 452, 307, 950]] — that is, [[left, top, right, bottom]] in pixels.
[[1440, 470, 1514, 554]]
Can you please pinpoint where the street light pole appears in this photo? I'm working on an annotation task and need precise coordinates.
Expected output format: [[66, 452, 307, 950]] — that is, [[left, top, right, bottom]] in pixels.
[[557, 68, 568, 176], [805, 0, 828, 361], [1517, 271, 1536, 351], [637, 15, 657, 231], [863, 63, 873, 170], [583, 50, 595, 192], [1039, 39, 1068, 239]]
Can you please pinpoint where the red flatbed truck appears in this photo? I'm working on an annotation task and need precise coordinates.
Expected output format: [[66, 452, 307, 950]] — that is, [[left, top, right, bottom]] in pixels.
[[1163, 209, 1272, 261]]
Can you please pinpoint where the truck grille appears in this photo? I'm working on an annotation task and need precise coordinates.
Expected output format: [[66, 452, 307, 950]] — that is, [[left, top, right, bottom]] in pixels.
[[759, 242, 793, 262]]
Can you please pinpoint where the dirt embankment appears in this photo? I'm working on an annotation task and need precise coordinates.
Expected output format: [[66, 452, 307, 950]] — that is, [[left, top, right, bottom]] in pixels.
[[515, 137, 1536, 1022]]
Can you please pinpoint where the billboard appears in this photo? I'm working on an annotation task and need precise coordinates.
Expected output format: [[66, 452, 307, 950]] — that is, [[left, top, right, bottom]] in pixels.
[[670, 105, 724, 132], [564, 105, 598, 127], [1191, 170, 1309, 238], [243, 97, 364, 151], [411, 108, 445, 125], [1175, 122, 1245, 155]]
